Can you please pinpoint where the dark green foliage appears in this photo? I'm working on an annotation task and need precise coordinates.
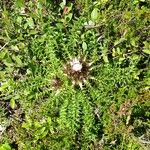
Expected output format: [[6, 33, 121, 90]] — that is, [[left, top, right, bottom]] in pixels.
[[0, 0, 150, 149]]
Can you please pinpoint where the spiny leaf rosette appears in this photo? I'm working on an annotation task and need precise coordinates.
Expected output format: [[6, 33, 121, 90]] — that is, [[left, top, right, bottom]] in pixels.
[[64, 57, 93, 89]]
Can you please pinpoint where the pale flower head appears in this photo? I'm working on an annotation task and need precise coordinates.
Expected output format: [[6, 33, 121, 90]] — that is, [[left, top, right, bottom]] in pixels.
[[70, 58, 82, 72]]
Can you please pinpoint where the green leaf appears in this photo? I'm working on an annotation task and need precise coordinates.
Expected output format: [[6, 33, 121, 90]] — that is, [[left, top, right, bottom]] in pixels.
[[60, 2, 65, 9], [63, 0, 66, 6], [22, 120, 32, 129], [102, 54, 109, 63], [29, 30, 38, 35], [0, 81, 9, 91], [143, 49, 150, 55], [131, 39, 136, 47], [10, 99, 15, 109], [65, 13, 73, 22], [101, 0, 109, 4], [0, 143, 11, 150], [16, 0, 25, 8], [34, 121, 42, 128], [3, 55, 13, 67], [82, 42, 87, 50], [16, 16, 22, 24], [18, 42, 25, 49], [47, 117, 52, 125], [124, 11, 131, 19], [131, 54, 140, 60], [39, 0, 46, 5], [114, 38, 126, 46], [35, 127, 46, 138], [15, 56, 23, 66], [11, 45, 19, 51], [0, 50, 7, 60], [91, 8, 99, 22], [12, 55, 22, 67], [26, 18, 34, 28]]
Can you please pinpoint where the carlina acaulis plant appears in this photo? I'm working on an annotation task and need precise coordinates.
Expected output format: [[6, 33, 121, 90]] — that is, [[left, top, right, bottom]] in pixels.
[[64, 55, 94, 89]]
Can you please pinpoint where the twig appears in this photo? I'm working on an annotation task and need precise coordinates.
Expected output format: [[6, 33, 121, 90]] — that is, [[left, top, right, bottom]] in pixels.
[[139, 134, 150, 144], [139, 139, 150, 144], [84, 24, 103, 29], [0, 42, 9, 51]]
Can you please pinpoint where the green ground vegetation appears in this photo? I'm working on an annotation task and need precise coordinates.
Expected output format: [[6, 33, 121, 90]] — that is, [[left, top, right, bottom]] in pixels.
[[0, 0, 150, 149]]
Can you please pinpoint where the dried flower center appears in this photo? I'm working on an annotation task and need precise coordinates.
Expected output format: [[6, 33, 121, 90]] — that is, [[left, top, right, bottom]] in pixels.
[[70, 58, 82, 72], [72, 63, 82, 71]]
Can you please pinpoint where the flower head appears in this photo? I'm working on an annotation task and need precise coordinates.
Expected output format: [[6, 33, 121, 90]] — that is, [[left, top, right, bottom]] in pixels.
[[70, 58, 82, 72], [64, 56, 93, 89]]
